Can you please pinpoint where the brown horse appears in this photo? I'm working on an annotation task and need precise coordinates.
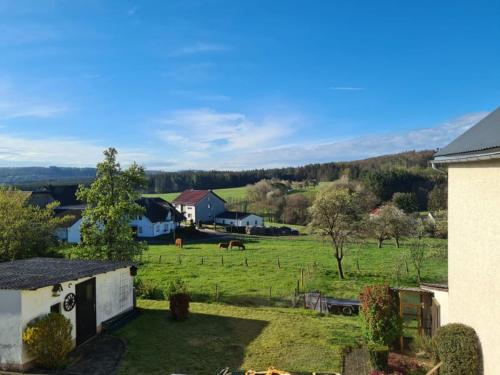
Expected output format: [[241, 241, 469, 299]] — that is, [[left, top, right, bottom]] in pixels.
[[218, 243, 229, 249], [175, 238, 183, 248], [229, 240, 245, 250]]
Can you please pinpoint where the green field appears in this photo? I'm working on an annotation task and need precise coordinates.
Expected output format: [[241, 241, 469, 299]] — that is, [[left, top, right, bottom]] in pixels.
[[136, 235, 447, 306], [144, 186, 249, 202], [116, 300, 360, 375]]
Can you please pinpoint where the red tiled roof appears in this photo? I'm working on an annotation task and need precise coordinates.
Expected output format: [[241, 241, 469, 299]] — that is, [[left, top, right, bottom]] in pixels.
[[172, 189, 226, 205]]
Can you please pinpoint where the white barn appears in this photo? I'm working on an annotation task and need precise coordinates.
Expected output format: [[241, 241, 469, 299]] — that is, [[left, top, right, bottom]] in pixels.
[[215, 211, 264, 227], [0, 258, 136, 371]]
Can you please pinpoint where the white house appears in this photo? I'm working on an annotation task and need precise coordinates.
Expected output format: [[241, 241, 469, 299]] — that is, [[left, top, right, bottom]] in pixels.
[[0, 258, 136, 371], [431, 107, 500, 374], [172, 189, 226, 225], [215, 211, 264, 227], [54, 197, 184, 244], [129, 197, 184, 238]]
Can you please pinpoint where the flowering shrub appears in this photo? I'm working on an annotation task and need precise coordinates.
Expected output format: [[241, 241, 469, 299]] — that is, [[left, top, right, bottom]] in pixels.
[[22, 313, 73, 368], [360, 285, 403, 347]]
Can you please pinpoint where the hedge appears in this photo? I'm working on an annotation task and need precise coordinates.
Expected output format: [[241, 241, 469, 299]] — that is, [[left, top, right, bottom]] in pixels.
[[432, 323, 481, 375]]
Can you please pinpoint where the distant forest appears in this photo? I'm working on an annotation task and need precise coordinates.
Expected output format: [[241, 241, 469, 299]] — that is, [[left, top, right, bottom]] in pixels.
[[146, 150, 440, 193], [1, 150, 441, 193]]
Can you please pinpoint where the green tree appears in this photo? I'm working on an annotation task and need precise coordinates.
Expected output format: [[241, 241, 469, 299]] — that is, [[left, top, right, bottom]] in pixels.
[[392, 192, 418, 213], [0, 188, 68, 261], [309, 184, 365, 279], [428, 184, 447, 211], [76, 148, 147, 260], [408, 238, 427, 283]]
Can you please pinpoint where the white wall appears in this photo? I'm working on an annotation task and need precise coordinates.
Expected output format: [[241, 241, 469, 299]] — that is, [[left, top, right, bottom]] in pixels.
[[0, 267, 134, 368], [448, 160, 500, 374], [129, 216, 175, 237], [0, 290, 22, 370], [215, 214, 263, 227]]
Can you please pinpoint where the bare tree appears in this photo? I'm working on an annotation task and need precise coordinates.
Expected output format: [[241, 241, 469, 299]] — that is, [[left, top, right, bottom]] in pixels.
[[409, 238, 427, 284], [309, 185, 365, 279]]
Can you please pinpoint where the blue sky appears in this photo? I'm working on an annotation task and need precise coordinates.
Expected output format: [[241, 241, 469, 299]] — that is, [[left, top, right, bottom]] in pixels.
[[0, 0, 499, 170]]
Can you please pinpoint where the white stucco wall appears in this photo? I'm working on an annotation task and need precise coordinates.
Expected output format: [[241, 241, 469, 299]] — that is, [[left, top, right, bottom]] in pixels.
[[55, 219, 82, 244], [448, 160, 500, 374], [0, 267, 134, 369], [0, 290, 22, 370], [215, 214, 264, 227], [130, 216, 175, 237]]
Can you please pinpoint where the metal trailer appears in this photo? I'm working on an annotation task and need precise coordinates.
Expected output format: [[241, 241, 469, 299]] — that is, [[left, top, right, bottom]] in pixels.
[[304, 292, 361, 316]]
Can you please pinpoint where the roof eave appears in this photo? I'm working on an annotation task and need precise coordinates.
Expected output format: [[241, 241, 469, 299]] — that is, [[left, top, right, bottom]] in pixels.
[[432, 149, 500, 165]]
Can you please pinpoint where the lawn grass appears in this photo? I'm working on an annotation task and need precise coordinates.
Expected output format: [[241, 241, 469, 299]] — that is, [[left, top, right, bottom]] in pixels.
[[144, 186, 249, 202], [136, 235, 447, 306], [116, 300, 361, 374]]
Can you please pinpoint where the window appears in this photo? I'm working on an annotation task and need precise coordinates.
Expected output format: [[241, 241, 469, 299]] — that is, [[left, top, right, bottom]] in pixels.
[[187, 213, 191, 218], [138, 226, 142, 234], [255, 220, 258, 225], [208, 203, 211, 209], [50, 303, 61, 314]]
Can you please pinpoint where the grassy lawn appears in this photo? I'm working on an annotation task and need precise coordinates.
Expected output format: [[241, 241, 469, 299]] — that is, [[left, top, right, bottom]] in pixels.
[[136, 235, 447, 306], [144, 186, 249, 202], [116, 300, 361, 375]]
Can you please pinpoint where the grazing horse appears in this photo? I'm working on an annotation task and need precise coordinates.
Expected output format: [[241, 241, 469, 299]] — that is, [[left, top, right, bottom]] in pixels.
[[218, 243, 229, 249], [175, 238, 183, 248], [229, 240, 245, 250]]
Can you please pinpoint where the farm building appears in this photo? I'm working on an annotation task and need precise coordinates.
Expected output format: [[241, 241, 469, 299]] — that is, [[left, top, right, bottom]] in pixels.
[[0, 258, 136, 371], [172, 189, 226, 225], [52, 197, 183, 244], [215, 211, 264, 227], [431, 106, 500, 374]]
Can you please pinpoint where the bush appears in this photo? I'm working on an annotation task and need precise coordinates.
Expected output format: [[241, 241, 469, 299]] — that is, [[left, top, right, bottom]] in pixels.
[[432, 323, 481, 375], [134, 278, 165, 300], [392, 192, 418, 213], [368, 344, 389, 371], [360, 285, 403, 347], [168, 278, 190, 321], [22, 313, 73, 369]]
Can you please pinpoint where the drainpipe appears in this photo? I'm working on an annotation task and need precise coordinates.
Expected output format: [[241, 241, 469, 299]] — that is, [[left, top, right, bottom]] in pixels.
[[430, 161, 447, 174]]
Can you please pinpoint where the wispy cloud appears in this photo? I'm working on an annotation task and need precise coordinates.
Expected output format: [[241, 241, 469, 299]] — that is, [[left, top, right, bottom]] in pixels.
[[0, 132, 154, 167], [0, 82, 69, 119], [329, 86, 365, 91], [169, 43, 230, 57], [155, 108, 299, 168], [127, 6, 139, 16], [203, 111, 489, 170]]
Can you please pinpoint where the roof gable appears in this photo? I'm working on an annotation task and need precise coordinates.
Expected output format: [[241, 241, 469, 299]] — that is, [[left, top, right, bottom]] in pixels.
[[172, 190, 226, 205], [435, 108, 500, 158], [138, 197, 184, 223]]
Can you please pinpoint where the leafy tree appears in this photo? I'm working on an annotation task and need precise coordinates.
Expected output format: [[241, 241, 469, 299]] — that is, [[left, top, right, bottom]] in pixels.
[[0, 188, 68, 261], [282, 194, 310, 225], [392, 192, 418, 213], [428, 184, 447, 211], [76, 148, 147, 260], [366, 206, 393, 249], [309, 184, 366, 279]]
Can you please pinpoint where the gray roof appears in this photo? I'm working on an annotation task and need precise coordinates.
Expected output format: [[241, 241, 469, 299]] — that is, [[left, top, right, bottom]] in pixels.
[[216, 211, 254, 220], [0, 258, 133, 290], [434, 108, 500, 159]]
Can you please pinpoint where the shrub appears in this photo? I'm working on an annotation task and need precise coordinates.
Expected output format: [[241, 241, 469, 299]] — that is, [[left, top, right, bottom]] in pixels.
[[360, 285, 403, 347], [168, 278, 190, 321], [134, 278, 165, 300], [432, 323, 481, 375], [22, 313, 73, 369], [392, 192, 418, 213], [368, 344, 389, 371]]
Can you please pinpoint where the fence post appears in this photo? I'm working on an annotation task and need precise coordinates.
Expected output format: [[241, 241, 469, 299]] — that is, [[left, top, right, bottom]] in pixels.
[[221, 255, 224, 266], [215, 284, 219, 302], [269, 286, 272, 301], [201, 257, 204, 265], [277, 258, 281, 269], [356, 259, 360, 273], [245, 257, 248, 267], [159, 255, 162, 263], [177, 255, 181, 265], [301, 268, 305, 288]]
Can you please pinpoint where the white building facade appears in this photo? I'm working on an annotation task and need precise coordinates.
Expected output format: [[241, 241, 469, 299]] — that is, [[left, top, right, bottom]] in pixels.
[[215, 212, 264, 227], [0, 258, 136, 371], [172, 190, 226, 224]]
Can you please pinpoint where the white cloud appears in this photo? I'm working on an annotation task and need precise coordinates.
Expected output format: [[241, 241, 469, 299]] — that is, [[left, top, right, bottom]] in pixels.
[[156, 108, 298, 157], [170, 43, 230, 57], [329, 86, 365, 91], [0, 82, 69, 119], [207, 111, 489, 169], [0, 132, 155, 167]]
